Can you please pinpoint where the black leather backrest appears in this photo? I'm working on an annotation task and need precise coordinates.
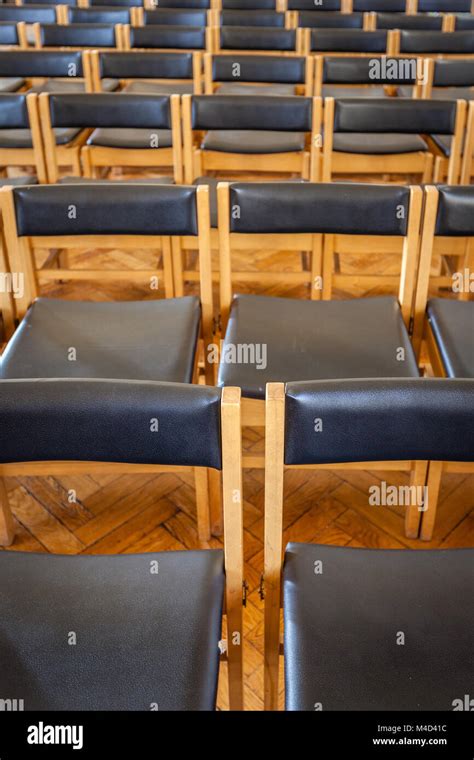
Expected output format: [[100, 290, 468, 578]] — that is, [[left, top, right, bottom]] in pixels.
[[212, 54, 306, 84], [90, 0, 142, 5], [0, 94, 29, 129], [0, 21, 18, 45], [323, 56, 416, 84], [220, 10, 285, 26], [288, 0, 341, 8], [13, 184, 199, 236], [400, 31, 474, 54], [0, 50, 83, 77], [228, 182, 410, 235], [455, 14, 474, 29], [353, 0, 406, 8], [376, 12, 443, 29], [333, 98, 457, 135], [24, 0, 77, 4], [435, 185, 474, 237], [419, 0, 470, 10], [191, 95, 312, 130], [129, 25, 206, 50], [433, 59, 474, 87], [69, 7, 131, 23], [0, 380, 222, 469], [284, 379, 474, 465], [310, 29, 387, 52], [98, 51, 193, 79], [220, 26, 296, 51], [143, 8, 208, 24], [299, 11, 363, 28], [48, 93, 171, 128], [149, 0, 210, 6], [223, 0, 276, 7], [0, 5, 56, 22], [40, 23, 117, 48]]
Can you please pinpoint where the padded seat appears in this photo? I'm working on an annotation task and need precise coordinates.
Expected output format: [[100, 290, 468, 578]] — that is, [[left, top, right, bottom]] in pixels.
[[87, 128, 173, 149], [431, 133, 452, 156], [0, 297, 201, 383], [28, 78, 119, 93], [124, 81, 194, 95], [333, 133, 428, 154], [0, 176, 37, 186], [201, 130, 306, 154], [216, 82, 296, 96], [218, 294, 419, 399], [0, 77, 24, 93], [0, 549, 224, 710], [430, 86, 474, 101], [427, 298, 474, 378], [284, 542, 474, 711], [322, 85, 387, 98], [0, 127, 80, 149]]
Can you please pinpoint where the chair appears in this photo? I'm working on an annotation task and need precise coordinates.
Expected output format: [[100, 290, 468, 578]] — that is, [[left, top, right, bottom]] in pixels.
[[263, 377, 474, 709], [0, 49, 92, 94], [0, 93, 46, 182], [122, 24, 211, 53], [204, 52, 313, 96], [215, 181, 422, 442], [321, 97, 466, 183], [0, 182, 216, 537], [210, 9, 289, 26], [38, 91, 182, 183], [213, 26, 303, 56], [304, 28, 390, 56], [89, 49, 202, 94], [293, 11, 365, 28], [370, 11, 446, 28], [391, 30, 474, 58], [0, 379, 244, 710], [182, 94, 319, 184], [66, 6, 133, 25], [32, 21, 122, 51], [0, 21, 27, 50], [314, 55, 416, 98]]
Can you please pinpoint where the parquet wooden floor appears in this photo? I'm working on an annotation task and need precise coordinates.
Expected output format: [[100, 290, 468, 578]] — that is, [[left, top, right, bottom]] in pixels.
[[1, 168, 472, 711]]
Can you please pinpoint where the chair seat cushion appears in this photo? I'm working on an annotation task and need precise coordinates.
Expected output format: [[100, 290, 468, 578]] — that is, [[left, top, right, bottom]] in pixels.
[[0, 549, 224, 710], [0, 77, 24, 93], [322, 85, 388, 98], [124, 81, 194, 95], [201, 130, 306, 154], [430, 86, 474, 101], [333, 133, 428, 154], [0, 175, 37, 186], [217, 294, 419, 399], [216, 82, 296, 96], [284, 542, 474, 711], [1, 297, 201, 383], [430, 133, 452, 156], [87, 127, 173, 149], [27, 78, 119, 93], [0, 127, 80, 148], [427, 298, 474, 378]]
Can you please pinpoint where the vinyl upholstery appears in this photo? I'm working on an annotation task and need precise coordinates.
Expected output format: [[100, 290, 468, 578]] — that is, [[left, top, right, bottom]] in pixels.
[[427, 300, 474, 378]]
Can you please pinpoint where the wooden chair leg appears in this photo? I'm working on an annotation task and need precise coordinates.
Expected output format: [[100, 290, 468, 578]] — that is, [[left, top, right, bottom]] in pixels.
[[0, 478, 15, 546], [404, 460, 429, 539], [420, 461, 443, 542], [194, 466, 211, 543]]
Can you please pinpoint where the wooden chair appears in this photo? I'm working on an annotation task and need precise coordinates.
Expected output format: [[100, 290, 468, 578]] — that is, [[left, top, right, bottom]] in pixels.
[[0, 182, 216, 537], [391, 29, 474, 59], [122, 23, 212, 53], [411, 185, 474, 541], [182, 94, 320, 183], [38, 91, 182, 183], [0, 20, 28, 49], [31, 21, 123, 51], [0, 379, 245, 710], [321, 96, 466, 182], [204, 52, 313, 95], [314, 54, 417, 98], [0, 49, 92, 94], [88, 49, 202, 94], [0, 92, 46, 183], [304, 27, 391, 56], [66, 6, 133, 25], [136, 7, 212, 27], [213, 25, 304, 56], [210, 9, 291, 27], [293, 10, 366, 29], [215, 181, 423, 457], [370, 10, 447, 29], [263, 377, 474, 710]]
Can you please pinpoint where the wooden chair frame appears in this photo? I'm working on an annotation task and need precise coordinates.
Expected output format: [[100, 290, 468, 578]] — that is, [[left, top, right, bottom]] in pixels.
[[0, 92, 47, 184], [203, 51, 314, 96], [30, 20, 124, 51], [321, 96, 466, 183], [87, 48, 203, 94], [121, 22, 213, 54], [182, 93, 320, 184], [0, 382, 244, 710], [37, 91, 183, 184], [215, 181, 423, 449], [211, 25, 305, 56]]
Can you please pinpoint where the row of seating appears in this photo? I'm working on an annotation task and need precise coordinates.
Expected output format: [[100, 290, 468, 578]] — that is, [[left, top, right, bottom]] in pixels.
[[0, 374, 472, 710], [0, 182, 472, 543]]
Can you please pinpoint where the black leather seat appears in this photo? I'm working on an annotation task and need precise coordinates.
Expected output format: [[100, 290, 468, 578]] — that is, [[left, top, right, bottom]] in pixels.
[[0, 127, 80, 148], [218, 295, 419, 399], [284, 541, 474, 710], [201, 130, 306, 154], [0, 548, 224, 710], [28, 78, 119, 93], [333, 133, 428, 154], [216, 82, 296, 96], [87, 127, 173, 149], [0, 297, 201, 383], [427, 298, 474, 378], [0, 76, 24, 93], [124, 81, 194, 95], [0, 176, 38, 186]]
